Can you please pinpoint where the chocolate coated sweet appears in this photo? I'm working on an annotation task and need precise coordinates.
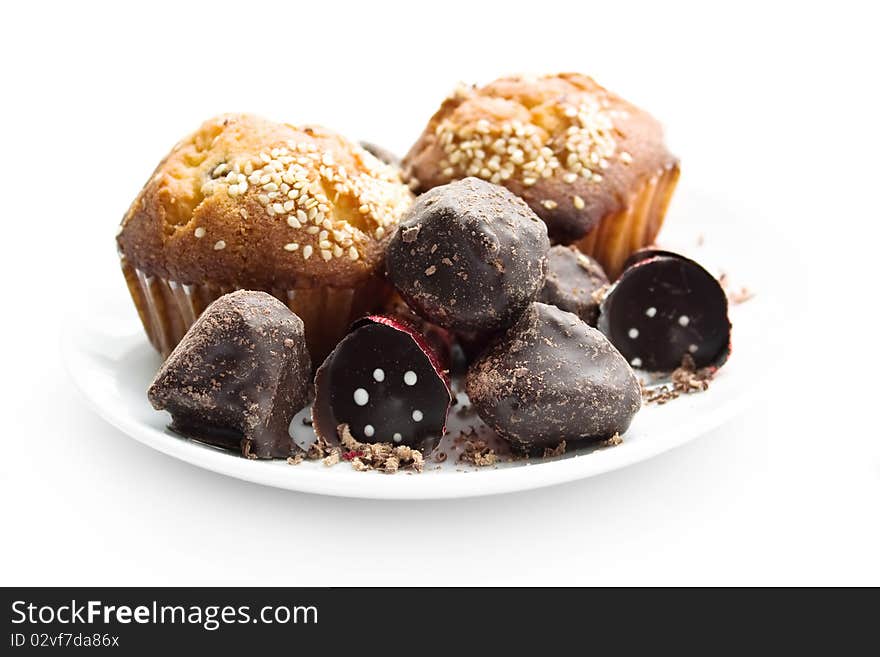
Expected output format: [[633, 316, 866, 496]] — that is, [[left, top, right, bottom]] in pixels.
[[538, 245, 609, 325], [313, 315, 453, 447], [385, 177, 549, 339], [360, 141, 400, 168], [598, 250, 731, 371], [466, 302, 641, 450], [148, 291, 311, 459]]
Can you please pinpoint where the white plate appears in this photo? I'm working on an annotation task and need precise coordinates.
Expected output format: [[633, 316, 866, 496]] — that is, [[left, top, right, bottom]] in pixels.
[[63, 188, 791, 499]]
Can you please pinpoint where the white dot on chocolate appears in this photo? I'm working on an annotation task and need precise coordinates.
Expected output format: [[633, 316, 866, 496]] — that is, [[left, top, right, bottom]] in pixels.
[[372, 368, 385, 382], [645, 307, 657, 318], [678, 315, 690, 326], [364, 424, 375, 437], [688, 344, 699, 353], [404, 371, 417, 386], [631, 357, 643, 368], [628, 328, 639, 339], [353, 388, 369, 406], [412, 409, 423, 422], [393, 433, 403, 443]]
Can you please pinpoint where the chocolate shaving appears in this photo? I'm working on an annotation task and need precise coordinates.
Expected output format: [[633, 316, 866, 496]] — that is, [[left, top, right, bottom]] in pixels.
[[458, 438, 497, 467], [597, 433, 623, 448], [641, 354, 717, 405], [542, 441, 567, 458], [319, 424, 426, 474]]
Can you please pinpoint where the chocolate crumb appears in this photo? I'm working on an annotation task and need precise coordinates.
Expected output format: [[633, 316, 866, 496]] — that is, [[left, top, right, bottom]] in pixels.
[[328, 424, 425, 474], [542, 441, 567, 458], [459, 438, 497, 467], [286, 453, 305, 466], [598, 432, 623, 448], [642, 354, 717, 405], [401, 225, 420, 242], [425, 265, 437, 276]]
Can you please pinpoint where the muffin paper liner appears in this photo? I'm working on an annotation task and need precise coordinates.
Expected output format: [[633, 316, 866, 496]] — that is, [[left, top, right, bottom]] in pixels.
[[574, 163, 680, 279], [120, 255, 391, 364]]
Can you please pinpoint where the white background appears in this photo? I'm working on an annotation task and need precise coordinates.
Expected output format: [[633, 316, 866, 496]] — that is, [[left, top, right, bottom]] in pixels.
[[1, 1, 877, 585]]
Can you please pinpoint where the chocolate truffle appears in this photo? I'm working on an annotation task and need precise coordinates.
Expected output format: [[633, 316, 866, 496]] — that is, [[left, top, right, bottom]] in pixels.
[[597, 250, 731, 371], [538, 245, 609, 325], [385, 177, 549, 339], [360, 141, 400, 168], [148, 290, 311, 459], [313, 316, 453, 447], [466, 302, 641, 450]]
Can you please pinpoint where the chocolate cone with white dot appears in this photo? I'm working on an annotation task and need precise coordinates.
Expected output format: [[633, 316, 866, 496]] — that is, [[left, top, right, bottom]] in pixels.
[[597, 249, 731, 371], [312, 315, 453, 448]]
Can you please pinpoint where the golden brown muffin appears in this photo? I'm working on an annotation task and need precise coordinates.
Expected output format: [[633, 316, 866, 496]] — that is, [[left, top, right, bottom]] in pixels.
[[117, 114, 413, 362], [402, 73, 679, 278]]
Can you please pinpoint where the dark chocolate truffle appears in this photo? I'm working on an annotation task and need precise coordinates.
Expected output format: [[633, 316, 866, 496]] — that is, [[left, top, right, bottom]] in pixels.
[[466, 302, 641, 450], [385, 177, 550, 338], [597, 251, 731, 371], [360, 141, 400, 168], [148, 290, 311, 459], [313, 316, 453, 447], [538, 245, 609, 325]]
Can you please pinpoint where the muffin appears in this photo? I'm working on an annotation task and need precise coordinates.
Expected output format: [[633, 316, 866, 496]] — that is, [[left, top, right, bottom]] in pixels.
[[117, 114, 413, 362], [402, 73, 679, 278]]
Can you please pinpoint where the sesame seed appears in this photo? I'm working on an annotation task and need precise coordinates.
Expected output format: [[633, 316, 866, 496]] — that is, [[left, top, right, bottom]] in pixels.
[[287, 216, 301, 229], [302, 245, 313, 260], [349, 247, 359, 260], [573, 195, 585, 210], [284, 243, 299, 251], [213, 240, 226, 250], [321, 249, 332, 261], [194, 227, 206, 238], [541, 199, 558, 210]]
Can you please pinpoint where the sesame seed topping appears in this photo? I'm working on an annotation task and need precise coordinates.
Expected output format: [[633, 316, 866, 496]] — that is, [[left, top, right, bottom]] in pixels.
[[573, 195, 585, 210], [541, 199, 558, 210], [194, 227, 206, 238], [433, 84, 617, 196], [193, 131, 412, 264], [213, 240, 226, 250]]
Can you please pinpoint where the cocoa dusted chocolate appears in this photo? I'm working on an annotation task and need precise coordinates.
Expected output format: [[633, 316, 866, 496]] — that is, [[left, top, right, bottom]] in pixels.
[[466, 302, 641, 451], [538, 245, 609, 325], [147, 291, 311, 459], [385, 177, 549, 340], [312, 315, 453, 448], [598, 249, 731, 371]]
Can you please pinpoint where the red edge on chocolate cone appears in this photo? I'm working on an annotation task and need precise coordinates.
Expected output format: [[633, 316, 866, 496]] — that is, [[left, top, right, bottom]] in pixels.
[[311, 314, 454, 446]]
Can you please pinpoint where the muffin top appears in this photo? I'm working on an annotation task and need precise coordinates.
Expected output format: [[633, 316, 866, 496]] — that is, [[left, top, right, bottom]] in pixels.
[[118, 114, 413, 288], [402, 73, 677, 243]]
